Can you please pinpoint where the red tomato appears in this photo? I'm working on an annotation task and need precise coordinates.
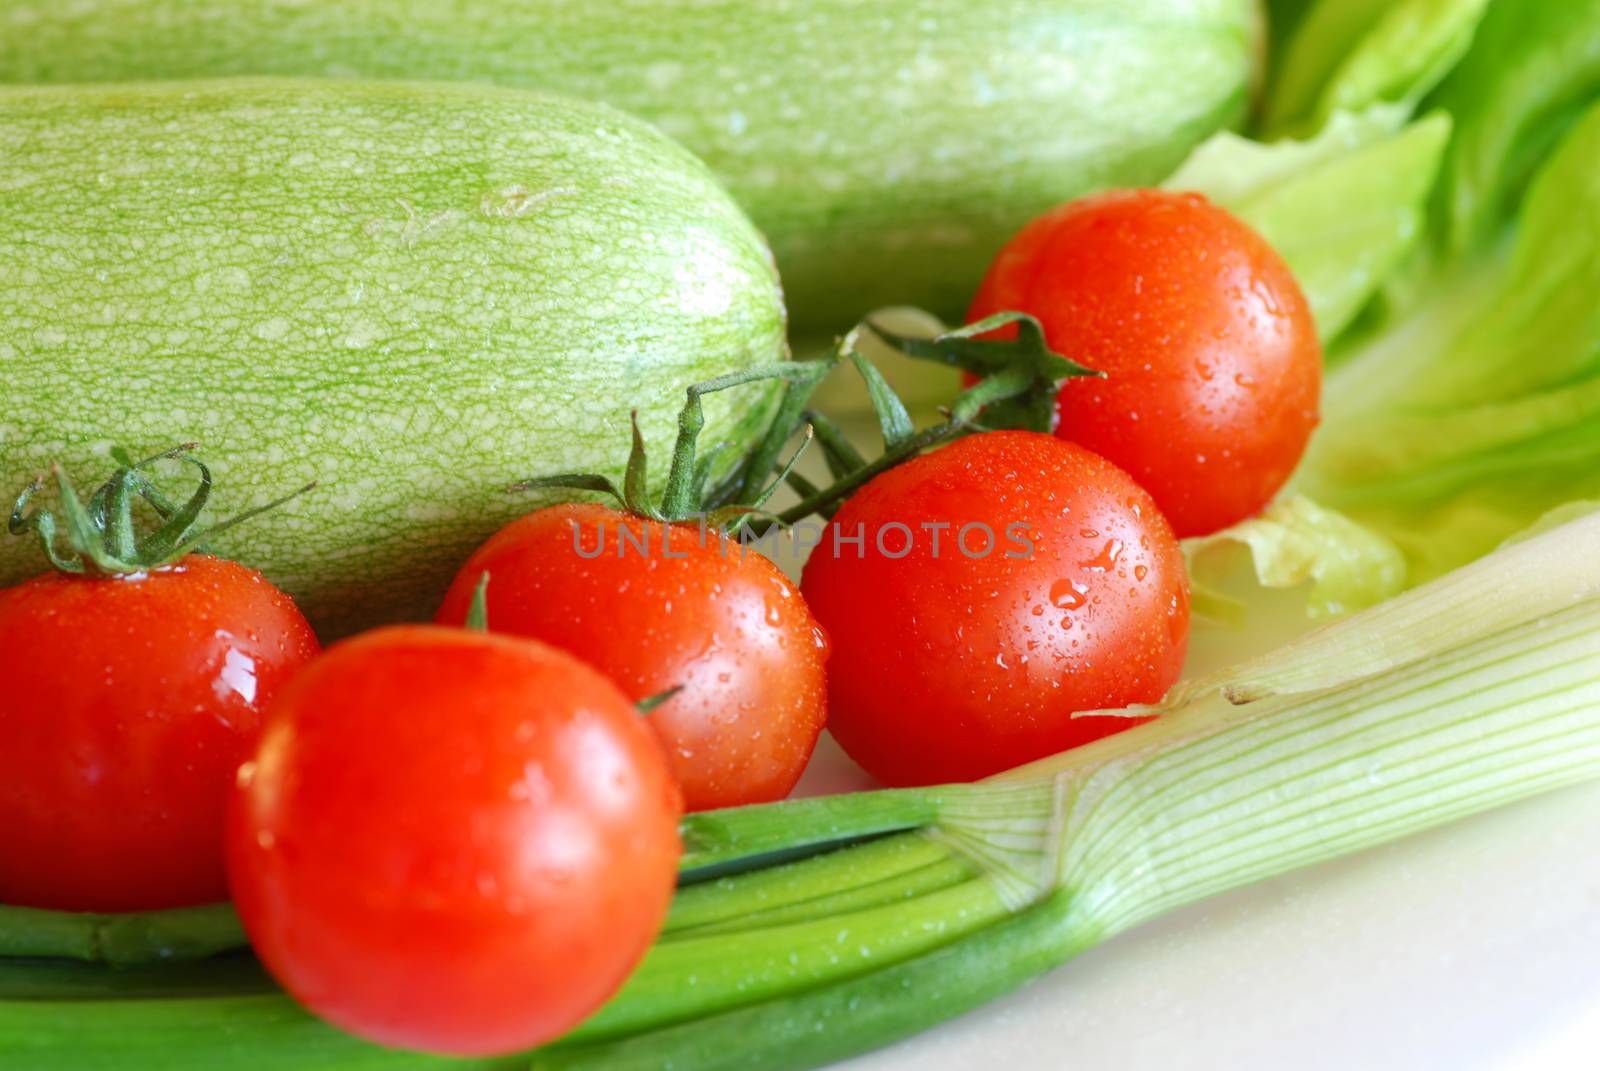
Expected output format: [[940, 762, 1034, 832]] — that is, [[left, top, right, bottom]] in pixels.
[[968, 189, 1321, 538], [800, 431, 1188, 786], [227, 626, 682, 1056], [436, 503, 829, 812], [0, 555, 319, 912]]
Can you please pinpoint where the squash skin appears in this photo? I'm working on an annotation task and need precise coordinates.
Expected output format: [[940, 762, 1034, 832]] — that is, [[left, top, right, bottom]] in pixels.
[[0, 0, 1258, 333], [0, 79, 787, 635]]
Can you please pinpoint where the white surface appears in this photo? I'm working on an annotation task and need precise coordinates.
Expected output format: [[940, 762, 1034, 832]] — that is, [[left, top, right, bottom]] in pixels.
[[792, 737, 1600, 1071]]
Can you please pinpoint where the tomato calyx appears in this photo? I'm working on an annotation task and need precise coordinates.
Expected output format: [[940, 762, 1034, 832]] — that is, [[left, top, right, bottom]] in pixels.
[[774, 313, 1100, 524], [634, 686, 683, 716], [510, 363, 830, 528], [510, 311, 1098, 535], [866, 311, 1101, 433], [7, 443, 316, 578], [464, 572, 492, 631]]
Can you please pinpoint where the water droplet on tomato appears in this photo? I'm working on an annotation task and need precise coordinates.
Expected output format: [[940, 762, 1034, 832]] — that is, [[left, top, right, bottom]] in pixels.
[[1134, 564, 1149, 581], [1081, 539, 1123, 572], [1049, 579, 1088, 610]]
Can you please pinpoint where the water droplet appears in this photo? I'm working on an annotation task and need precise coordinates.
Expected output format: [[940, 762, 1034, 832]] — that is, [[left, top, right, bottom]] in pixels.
[[1049, 579, 1088, 610], [1134, 564, 1149, 581], [1081, 539, 1124, 572]]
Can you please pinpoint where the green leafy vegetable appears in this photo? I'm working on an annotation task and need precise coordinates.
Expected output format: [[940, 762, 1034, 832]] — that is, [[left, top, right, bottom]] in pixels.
[[1305, 97, 1600, 582], [1184, 494, 1407, 622], [1263, 0, 1490, 136], [1429, 0, 1600, 249]]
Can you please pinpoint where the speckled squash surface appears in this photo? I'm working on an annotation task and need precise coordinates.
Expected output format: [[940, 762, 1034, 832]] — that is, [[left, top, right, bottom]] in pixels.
[[0, 79, 787, 635], [0, 0, 1258, 333]]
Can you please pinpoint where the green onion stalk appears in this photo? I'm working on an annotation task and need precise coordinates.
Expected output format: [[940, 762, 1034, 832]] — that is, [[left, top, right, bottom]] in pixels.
[[5, 513, 1600, 1070]]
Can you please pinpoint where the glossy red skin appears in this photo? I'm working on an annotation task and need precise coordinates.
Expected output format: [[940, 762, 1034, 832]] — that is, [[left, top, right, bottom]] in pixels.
[[0, 555, 319, 912], [226, 625, 682, 1057], [800, 431, 1188, 787], [968, 189, 1321, 538], [436, 503, 829, 812]]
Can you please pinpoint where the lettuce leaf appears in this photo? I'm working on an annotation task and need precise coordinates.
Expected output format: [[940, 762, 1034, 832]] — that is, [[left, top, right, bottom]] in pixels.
[[1184, 495, 1407, 624], [1263, 0, 1490, 136], [1303, 97, 1600, 583], [1427, 0, 1600, 249]]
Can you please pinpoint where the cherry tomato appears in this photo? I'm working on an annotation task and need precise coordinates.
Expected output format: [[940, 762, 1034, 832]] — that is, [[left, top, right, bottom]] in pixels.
[[0, 555, 319, 913], [436, 502, 829, 812], [227, 626, 682, 1056], [800, 431, 1188, 786], [968, 189, 1321, 538]]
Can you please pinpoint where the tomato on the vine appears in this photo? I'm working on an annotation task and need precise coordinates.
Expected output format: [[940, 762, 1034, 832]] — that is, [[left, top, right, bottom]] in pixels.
[[227, 625, 682, 1056], [0, 451, 320, 913], [968, 188, 1321, 538], [801, 430, 1188, 786], [436, 502, 829, 812]]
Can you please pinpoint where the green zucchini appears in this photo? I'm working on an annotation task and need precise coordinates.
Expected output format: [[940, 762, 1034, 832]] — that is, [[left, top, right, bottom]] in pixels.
[[0, 79, 786, 635], [0, 0, 1259, 333]]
